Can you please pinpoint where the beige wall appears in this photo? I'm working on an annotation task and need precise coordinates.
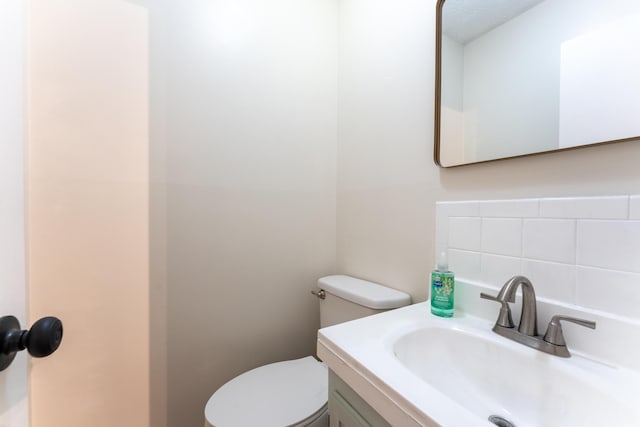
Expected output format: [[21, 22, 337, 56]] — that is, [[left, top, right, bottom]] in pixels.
[[27, 1, 149, 426], [337, 0, 640, 302], [150, 1, 338, 426], [25, 1, 337, 426]]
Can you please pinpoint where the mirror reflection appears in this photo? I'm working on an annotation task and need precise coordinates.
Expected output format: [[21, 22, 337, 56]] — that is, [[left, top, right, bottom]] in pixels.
[[435, 0, 640, 167]]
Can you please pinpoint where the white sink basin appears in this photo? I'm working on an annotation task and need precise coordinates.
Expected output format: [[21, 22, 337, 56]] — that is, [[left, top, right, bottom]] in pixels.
[[318, 284, 640, 427], [394, 325, 639, 427]]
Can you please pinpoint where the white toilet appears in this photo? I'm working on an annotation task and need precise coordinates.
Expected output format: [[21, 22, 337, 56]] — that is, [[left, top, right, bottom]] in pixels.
[[204, 275, 412, 427]]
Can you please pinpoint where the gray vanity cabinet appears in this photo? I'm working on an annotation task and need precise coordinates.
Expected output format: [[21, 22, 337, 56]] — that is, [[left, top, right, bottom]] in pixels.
[[328, 370, 391, 427]]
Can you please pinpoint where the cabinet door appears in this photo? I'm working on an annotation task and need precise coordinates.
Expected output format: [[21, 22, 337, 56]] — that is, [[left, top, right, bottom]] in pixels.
[[328, 371, 391, 427], [330, 388, 371, 427]]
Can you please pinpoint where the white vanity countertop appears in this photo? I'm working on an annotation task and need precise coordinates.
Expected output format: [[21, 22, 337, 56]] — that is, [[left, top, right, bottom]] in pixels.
[[317, 281, 640, 427]]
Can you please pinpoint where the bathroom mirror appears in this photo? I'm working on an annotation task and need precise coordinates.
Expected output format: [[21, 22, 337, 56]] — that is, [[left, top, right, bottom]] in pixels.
[[435, 0, 640, 167]]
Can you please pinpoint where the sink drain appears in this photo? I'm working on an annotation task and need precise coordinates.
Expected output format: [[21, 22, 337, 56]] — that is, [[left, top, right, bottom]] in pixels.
[[488, 415, 516, 427]]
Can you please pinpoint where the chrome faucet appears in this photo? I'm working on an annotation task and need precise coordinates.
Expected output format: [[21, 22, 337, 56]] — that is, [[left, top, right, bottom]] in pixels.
[[481, 275, 596, 358]]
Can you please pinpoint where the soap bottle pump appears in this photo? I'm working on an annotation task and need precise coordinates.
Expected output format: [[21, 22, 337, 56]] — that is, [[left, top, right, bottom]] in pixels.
[[430, 251, 455, 317]]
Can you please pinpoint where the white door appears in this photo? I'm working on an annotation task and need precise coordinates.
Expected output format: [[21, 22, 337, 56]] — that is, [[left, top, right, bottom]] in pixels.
[[0, 0, 29, 425]]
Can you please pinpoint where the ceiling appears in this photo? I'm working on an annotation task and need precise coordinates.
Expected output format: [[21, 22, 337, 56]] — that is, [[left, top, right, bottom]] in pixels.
[[442, 0, 546, 44]]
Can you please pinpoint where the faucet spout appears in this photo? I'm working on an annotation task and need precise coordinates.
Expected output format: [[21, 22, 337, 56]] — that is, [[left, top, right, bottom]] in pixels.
[[497, 275, 538, 336]]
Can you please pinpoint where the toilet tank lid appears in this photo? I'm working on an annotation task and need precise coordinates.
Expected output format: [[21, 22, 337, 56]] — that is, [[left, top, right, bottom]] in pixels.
[[317, 275, 411, 309]]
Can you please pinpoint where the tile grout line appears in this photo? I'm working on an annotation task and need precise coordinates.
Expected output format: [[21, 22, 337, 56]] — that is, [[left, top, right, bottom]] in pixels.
[[573, 215, 579, 304], [479, 215, 484, 279]]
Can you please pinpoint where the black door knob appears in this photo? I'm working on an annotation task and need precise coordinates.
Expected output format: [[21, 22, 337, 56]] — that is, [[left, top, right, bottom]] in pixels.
[[0, 315, 64, 371], [25, 316, 64, 357]]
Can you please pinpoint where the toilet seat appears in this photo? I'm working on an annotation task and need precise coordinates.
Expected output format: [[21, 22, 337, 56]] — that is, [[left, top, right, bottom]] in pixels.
[[204, 356, 328, 427]]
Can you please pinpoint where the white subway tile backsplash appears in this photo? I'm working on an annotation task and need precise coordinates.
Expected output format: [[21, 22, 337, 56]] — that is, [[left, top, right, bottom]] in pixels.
[[448, 217, 482, 251], [435, 207, 448, 255], [448, 249, 481, 282], [435, 195, 640, 322], [576, 266, 640, 319], [539, 196, 628, 219], [478, 199, 538, 218], [577, 220, 640, 273], [523, 219, 576, 264], [481, 218, 522, 257], [630, 195, 640, 220], [521, 259, 576, 303], [436, 202, 479, 253], [481, 254, 521, 287]]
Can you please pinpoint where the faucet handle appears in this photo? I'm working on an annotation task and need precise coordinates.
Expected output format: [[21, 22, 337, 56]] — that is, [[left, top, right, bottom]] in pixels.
[[543, 315, 596, 346], [480, 293, 514, 328]]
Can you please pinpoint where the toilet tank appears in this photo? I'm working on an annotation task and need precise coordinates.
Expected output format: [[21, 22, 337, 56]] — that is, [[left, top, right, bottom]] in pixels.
[[317, 275, 412, 328]]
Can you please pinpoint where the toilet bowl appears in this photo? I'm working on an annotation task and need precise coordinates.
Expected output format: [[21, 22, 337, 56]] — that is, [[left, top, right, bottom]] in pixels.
[[203, 275, 412, 427], [204, 356, 328, 427]]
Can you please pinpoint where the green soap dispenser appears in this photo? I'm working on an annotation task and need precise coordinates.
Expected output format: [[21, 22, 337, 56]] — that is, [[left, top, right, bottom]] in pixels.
[[430, 251, 454, 317]]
